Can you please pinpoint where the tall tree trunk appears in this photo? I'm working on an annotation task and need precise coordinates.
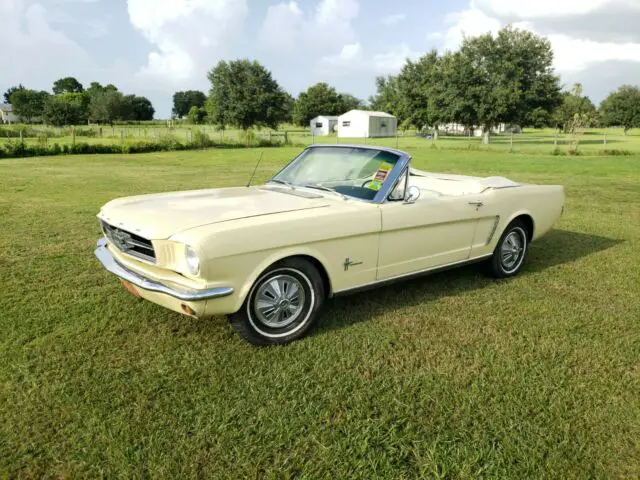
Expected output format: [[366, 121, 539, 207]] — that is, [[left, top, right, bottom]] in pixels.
[[483, 129, 490, 145]]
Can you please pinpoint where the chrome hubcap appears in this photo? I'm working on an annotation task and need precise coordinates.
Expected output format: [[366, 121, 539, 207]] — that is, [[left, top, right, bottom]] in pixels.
[[501, 231, 524, 271], [253, 274, 305, 328]]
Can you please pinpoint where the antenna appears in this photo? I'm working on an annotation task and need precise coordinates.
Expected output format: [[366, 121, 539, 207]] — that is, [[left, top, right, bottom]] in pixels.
[[246, 152, 264, 187]]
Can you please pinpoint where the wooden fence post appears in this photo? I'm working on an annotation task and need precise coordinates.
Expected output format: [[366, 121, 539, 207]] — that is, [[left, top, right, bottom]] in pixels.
[[72, 126, 76, 146]]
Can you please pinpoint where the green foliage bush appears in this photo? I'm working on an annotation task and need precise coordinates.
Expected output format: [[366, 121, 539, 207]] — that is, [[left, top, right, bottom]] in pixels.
[[0, 131, 283, 159]]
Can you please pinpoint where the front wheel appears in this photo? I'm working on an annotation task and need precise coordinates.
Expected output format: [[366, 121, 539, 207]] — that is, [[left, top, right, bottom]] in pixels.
[[228, 258, 325, 346], [486, 220, 529, 278]]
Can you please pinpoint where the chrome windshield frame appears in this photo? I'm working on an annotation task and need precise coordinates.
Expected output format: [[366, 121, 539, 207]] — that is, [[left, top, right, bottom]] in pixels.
[[268, 144, 412, 205]]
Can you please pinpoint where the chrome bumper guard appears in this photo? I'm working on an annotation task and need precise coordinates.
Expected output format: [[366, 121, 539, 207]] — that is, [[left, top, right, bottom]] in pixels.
[[95, 238, 234, 302]]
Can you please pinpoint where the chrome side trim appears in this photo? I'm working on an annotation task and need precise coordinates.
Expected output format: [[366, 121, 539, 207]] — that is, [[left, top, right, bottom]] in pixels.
[[332, 254, 493, 297], [486, 216, 501, 245], [94, 238, 234, 302]]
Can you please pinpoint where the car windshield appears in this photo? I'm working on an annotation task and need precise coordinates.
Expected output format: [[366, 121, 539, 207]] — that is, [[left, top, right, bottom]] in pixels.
[[271, 147, 401, 201]]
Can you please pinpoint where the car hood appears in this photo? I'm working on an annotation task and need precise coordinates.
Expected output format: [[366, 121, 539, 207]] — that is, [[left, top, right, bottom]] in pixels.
[[98, 186, 331, 240]]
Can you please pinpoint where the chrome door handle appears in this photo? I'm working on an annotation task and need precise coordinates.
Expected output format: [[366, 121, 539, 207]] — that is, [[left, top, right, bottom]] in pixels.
[[468, 201, 484, 207]]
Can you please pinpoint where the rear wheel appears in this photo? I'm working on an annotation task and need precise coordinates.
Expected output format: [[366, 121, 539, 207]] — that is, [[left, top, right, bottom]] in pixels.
[[228, 258, 324, 346], [486, 219, 529, 278]]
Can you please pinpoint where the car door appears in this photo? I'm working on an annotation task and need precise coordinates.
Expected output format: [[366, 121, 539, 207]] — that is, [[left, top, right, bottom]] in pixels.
[[376, 193, 481, 280]]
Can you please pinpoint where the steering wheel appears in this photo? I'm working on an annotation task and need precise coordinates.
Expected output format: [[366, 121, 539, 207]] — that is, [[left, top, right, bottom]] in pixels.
[[361, 180, 374, 188]]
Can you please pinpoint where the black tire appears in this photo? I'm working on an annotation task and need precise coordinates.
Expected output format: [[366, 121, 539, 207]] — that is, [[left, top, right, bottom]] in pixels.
[[486, 219, 530, 278], [228, 258, 325, 346]]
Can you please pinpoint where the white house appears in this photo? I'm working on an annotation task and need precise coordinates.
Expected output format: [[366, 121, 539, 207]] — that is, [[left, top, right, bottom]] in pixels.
[[0, 104, 18, 124], [337, 110, 397, 138], [440, 123, 508, 137], [309, 115, 338, 136]]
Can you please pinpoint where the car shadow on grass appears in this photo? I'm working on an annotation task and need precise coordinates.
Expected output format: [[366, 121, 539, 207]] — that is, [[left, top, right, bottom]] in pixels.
[[311, 229, 623, 337]]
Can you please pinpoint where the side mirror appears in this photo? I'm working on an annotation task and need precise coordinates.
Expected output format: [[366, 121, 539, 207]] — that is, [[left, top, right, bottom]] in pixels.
[[404, 185, 421, 204]]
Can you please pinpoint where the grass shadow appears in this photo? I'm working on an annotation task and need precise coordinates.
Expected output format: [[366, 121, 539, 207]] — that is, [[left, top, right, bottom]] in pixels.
[[313, 229, 623, 336]]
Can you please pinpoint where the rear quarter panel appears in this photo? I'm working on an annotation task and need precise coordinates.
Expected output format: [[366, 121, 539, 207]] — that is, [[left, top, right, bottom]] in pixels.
[[472, 184, 565, 257]]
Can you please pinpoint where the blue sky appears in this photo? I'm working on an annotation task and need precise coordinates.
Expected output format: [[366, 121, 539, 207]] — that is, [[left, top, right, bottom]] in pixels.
[[2, 0, 640, 118]]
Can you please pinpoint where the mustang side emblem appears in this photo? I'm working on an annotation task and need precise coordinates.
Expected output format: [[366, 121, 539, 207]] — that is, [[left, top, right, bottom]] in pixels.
[[343, 258, 363, 271]]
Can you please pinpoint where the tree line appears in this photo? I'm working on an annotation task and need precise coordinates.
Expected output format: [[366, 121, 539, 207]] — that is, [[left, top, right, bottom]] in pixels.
[[3, 78, 154, 126], [5, 26, 640, 135]]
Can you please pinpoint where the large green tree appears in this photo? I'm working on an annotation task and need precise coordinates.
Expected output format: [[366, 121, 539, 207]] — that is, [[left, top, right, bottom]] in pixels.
[[89, 90, 126, 124], [8, 89, 50, 123], [339, 93, 366, 112], [552, 83, 597, 133], [52, 77, 84, 95], [3, 84, 26, 104], [43, 93, 89, 125], [369, 76, 403, 122], [292, 83, 346, 126], [207, 59, 290, 130], [128, 95, 155, 121], [87, 82, 118, 97], [599, 85, 640, 134], [449, 26, 561, 143], [394, 50, 455, 131], [172, 90, 207, 118]]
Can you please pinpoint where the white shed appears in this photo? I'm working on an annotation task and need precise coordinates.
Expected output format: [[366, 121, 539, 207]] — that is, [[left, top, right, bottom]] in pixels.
[[0, 104, 18, 124], [337, 110, 397, 138], [309, 116, 338, 136]]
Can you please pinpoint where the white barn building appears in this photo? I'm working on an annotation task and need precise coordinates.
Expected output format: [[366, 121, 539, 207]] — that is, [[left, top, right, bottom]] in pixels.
[[337, 110, 397, 138], [309, 115, 338, 136], [0, 104, 18, 124]]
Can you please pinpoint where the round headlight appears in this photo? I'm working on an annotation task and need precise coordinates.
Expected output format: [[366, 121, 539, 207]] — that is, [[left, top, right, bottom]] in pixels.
[[184, 245, 200, 275]]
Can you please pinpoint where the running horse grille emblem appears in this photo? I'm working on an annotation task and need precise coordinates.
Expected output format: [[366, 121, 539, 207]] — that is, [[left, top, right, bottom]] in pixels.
[[112, 229, 133, 251]]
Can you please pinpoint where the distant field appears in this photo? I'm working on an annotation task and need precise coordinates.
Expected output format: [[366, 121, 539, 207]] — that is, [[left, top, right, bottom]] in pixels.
[[2, 124, 640, 155], [1, 147, 639, 478]]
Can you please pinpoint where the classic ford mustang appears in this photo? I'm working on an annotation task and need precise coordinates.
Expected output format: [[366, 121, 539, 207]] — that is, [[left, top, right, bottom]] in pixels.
[[95, 145, 564, 345]]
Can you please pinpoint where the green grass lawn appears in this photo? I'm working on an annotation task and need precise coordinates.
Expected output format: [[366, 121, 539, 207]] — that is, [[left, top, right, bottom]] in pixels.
[[1, 147, 639, 478]]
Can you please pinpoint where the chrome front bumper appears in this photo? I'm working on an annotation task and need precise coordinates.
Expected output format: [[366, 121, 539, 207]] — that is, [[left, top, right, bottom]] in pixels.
[[94, 238, 234, 302]]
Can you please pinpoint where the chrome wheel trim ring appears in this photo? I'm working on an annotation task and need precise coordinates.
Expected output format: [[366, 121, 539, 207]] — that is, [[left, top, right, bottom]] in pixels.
[[247, 268, 315, 339], [253, 274, 306, 328], [500, 226, 527, 274]]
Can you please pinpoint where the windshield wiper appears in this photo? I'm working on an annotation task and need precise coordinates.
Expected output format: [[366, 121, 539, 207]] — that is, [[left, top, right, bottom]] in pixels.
[[302, 184, 347, 200], [270, 179, 295, 189]]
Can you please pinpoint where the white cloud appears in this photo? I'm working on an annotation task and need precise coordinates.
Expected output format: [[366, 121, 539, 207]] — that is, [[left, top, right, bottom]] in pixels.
[[127, 0, 249, 81], [319, 42, 364, 68], [373, 44, 421, 71], [319, 42, 421, 74], [443, 7, 501, 50], [0, 0, 92, 92], [548, 34, 640, 71], [258, 2, 303, 51], [440, 0, 640, 78], [381, 13, 406, 26], [474, 0, 639, 19], [315, 0, 359, 27], [258, 0, 359, 54]]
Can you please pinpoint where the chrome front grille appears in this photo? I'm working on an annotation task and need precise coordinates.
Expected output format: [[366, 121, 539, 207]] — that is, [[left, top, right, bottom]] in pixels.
[[101, 221, 156, 263]]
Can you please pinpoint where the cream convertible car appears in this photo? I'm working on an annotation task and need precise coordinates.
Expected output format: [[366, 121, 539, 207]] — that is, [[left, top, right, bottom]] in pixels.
[[95, 145, 564, 345]]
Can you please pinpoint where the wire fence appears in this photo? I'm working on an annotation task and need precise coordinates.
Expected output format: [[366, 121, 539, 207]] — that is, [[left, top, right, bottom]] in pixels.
[[1, 124, 638, 156]]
